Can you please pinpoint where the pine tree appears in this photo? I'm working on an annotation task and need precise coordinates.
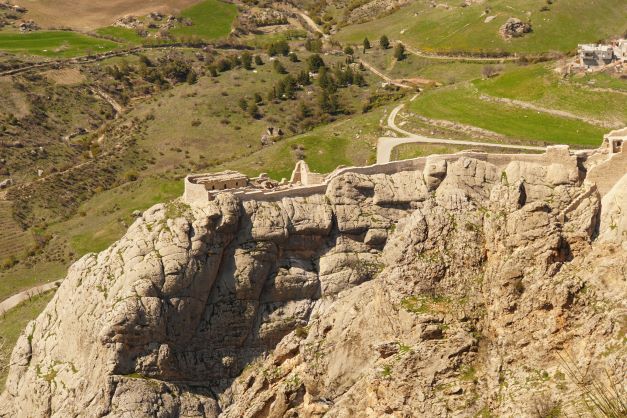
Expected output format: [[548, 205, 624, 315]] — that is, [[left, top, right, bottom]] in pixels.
[[297, 101, 311, 120], [363, 37, 371, 51], [307, 54, 325, 73], [394, 43, 406, 61], [248, 101, 260, 119], [379, 35, 390, 49], [273, 60, 288, 74], [254, 55, 263, 65], [297, 70, 311, 86], [241, 52, 253, 70]]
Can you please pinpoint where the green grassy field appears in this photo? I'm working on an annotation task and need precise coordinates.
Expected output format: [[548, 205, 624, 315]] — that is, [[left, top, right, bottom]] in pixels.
[[0, 31, 120, 57], [224, 106, 387, 180], [95, 27, 145, 45], [407, 84, 606, 147], [570, 72, 627, 92], [391, 142, 541, 161], [171, 0, 238, 41], [335, 0, 627, 54], [0, 262, 65, 302], [0, 290, 55, 391], [474, 64, 627, 126], [50, 177, 183, 256], [357, 47, 516, 84]]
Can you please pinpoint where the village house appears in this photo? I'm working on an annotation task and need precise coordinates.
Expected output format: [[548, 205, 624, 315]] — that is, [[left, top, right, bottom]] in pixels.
[[577, 39, 627, 68]]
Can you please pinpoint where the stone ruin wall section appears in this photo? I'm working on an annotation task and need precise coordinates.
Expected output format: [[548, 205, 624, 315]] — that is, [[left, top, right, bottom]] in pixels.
[[184, 145, 624, 205]]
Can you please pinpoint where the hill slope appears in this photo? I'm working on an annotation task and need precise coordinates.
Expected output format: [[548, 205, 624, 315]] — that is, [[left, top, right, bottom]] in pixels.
[[335, 0, 627, 54]]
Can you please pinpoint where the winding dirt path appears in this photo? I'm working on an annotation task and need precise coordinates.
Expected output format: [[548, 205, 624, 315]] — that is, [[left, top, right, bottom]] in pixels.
[[403, 44, 519, 63], [0, 280, 61, 316], [377, 104, 546, 163]]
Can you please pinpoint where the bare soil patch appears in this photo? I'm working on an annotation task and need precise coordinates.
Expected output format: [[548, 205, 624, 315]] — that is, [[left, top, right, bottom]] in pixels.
[[43, 68, 85, 85], [23, 0, 203, 30]]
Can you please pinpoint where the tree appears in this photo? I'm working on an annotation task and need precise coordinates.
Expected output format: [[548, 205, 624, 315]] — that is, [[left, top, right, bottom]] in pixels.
[[254, 55, 264, 65], [289, 52, 299, 62], [268, 40, 290, 56], [186, 69, 198, 84], [307, 54, 325, 73], [247, 101, 260, 119], [379, 35, 390, 49], [319, 90, 339, 114], [297, 101, 312, 119], [238, 98, 248, 111], [217, 59, 232, 72], [393, 43, 406, 61], [363, 37, 371, 52], [318, 67, 336, 92], [305, 37, 323, 53], [278, 75, 297, 99], [482, 65, 498, 79], [344, 46, 354, 56], [273, 59, 288, 74], [267, 87, 277, 102], [297, 70, 311, 86], [352, 71, 366, 87], [254, 92, 263, 104], [242, 52, 253, 70]]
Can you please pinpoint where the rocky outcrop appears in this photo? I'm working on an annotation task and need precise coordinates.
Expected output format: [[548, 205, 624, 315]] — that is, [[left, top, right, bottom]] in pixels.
[[1, 154, 625, 417], [499, 17, 532, 39]]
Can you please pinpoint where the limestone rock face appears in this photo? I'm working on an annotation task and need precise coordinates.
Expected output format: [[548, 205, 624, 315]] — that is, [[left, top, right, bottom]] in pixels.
[[1, 156, 625, 418]]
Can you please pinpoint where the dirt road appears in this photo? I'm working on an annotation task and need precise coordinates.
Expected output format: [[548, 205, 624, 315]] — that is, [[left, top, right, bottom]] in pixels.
[[0, 281, 61, 316], [377, 104, 546, 163]]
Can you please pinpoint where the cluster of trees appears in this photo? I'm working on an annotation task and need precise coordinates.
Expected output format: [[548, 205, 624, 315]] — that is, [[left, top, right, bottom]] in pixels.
[[106, 54, 198, 88], [267, 40, 290, 56], [209, 52, 264, 76], [264, 52, 366, 118], [360, 35, 405, 60]]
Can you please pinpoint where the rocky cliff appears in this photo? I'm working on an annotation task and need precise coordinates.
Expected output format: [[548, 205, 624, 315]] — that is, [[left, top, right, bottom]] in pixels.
[[1, 154, 625, 417]]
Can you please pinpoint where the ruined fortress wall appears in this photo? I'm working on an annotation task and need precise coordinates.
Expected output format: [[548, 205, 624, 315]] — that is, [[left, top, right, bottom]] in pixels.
[[185, 145, 624, 204], [236, 184, 328, 202], [586, 149, 627, 196], [184, 178, 209, 203]]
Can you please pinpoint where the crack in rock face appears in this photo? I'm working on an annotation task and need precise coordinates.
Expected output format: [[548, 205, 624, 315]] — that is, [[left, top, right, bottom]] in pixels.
[[1, 157, 625, 418]]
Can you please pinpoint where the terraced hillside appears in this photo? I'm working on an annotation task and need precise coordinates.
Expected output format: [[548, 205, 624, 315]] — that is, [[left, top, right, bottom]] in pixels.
[[0, 201, 33, 262]]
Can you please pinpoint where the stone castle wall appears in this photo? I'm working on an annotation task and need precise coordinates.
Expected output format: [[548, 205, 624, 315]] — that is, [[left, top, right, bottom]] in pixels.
[[184, 144, 624, 204]]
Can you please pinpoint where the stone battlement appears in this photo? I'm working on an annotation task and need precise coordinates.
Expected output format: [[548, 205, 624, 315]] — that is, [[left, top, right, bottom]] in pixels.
[[184, 137, 626, 205]]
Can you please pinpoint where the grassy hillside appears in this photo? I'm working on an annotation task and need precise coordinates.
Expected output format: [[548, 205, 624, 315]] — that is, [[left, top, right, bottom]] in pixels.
[[171, 0, 238, 41], [335, 0, 627, 54], [474, 64, 627, 126], [407, 84, 606, 147], [0, 31, 119, 57], [95, 27, 145, 45], [223, 105, 388, 180]]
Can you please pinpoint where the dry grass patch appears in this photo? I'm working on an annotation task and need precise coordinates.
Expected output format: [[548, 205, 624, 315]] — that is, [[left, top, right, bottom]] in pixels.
[[23, 0, 203, 30], [43, 68, 86, 85]]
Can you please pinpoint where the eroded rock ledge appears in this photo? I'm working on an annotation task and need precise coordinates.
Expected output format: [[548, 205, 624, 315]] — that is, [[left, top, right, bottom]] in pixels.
[[1, 154, 625, 418]]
